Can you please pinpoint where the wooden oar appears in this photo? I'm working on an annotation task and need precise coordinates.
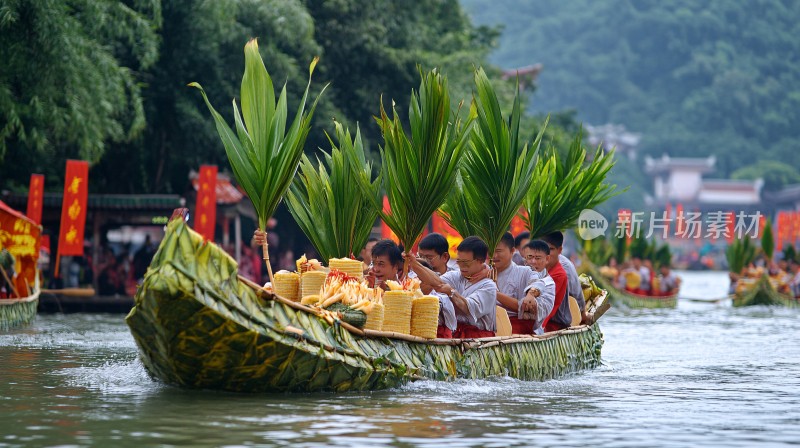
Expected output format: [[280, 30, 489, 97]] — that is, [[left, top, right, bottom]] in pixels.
[[682, 296, 729, 304], [41, 287, 96, 297]]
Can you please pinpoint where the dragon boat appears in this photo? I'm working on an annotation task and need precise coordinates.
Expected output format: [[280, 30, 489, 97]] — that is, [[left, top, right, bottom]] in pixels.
[[126, 216, 610, 393], [583, 262, 678, 309], [0, 200, 41, 329], [731, 274, 798, 307], [0, 277, 40, 329]]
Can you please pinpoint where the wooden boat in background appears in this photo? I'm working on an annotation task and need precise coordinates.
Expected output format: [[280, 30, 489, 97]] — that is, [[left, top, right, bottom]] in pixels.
[[0, 200, 42, 329], [0, 276, 40, 329], [126, 217, 610, 393], [583, 262, 678, 309], [732, 274, 798, 307]]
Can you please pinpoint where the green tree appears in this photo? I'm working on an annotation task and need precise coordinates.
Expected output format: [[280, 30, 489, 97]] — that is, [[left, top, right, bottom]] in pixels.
[[461, 0, 800, 178], [0, 0, 160, 187], [94, 0, 330, 194], [731, 160, 800, 192]]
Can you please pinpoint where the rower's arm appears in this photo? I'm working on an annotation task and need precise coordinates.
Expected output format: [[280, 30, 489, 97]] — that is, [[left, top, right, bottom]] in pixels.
[[496, 291, 519, 310]]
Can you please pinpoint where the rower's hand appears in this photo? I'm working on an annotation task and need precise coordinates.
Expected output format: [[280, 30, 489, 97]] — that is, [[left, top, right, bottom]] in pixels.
[[434, 283, 453, 296], [522, 295, 538, 314], [402, 251, 419, 268], [420, 282, 433, 295], [253, 229, 267, 246], [365, 269, 377, 288], [580, 310, 591, 325]]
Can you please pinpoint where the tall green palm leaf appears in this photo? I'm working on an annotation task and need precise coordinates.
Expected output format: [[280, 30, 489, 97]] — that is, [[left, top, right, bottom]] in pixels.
[[522, 131, 625, 238], [285, 121, 380, 264], [439, 68, 545, 263], [359, 68, 472, 273], [726, 237, 756, 274], [189, 39, 326, 282]]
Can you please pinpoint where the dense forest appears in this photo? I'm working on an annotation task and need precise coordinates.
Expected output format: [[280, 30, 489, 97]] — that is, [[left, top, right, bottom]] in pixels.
[[461, 0, 800, 185], [1, 0, 531, 194]]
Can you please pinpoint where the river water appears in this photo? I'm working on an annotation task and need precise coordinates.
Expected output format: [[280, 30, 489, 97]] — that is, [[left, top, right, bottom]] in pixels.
[[1, 271, 799, 447]]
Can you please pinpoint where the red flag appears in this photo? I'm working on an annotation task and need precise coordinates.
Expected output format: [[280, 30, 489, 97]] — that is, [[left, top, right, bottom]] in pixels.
[[675, 203, 684, 237], [194, 165, 218, 240], [0, 200, 41, 289], [510, 208, 528, 237], [57, 160, 89, 257], [726, 211, 735, 244], [431, 214, 462, 259], [380, 196, 399, 244], [26, 174, 44, 225]]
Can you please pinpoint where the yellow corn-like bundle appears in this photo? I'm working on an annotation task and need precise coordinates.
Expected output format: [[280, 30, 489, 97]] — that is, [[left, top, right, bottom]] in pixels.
[[624, 271, 641, 289], [301, 271, 327, 299], [273, 271, 300, 301], [329, 258, 364, 280], [410, 295, 440, 339], [382, 290, 413, 334], [363, 303, 384, 331]]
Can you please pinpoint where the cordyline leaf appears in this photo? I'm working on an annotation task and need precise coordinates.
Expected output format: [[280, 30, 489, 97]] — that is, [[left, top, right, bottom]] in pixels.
[[440, 68, 543, 258], [521, 129, 626, 238], [286, 121, 380, 263], [356, 68, 472, 252], [190, 39, 327, 229]]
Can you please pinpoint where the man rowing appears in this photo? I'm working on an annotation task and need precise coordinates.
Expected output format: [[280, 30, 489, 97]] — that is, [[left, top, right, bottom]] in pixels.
[[520, 240, 556, 334], [492, 232, 547, 334], [540, 231, 589, 331], [405, 236, 497, 338]]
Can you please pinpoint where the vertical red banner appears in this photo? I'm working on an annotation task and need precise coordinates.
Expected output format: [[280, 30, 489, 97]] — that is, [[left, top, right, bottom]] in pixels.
[[675, 203, 685, 237], [26, 174, 44, 225], [726, 211, 735, 244], [0, 201, 41, 289], [380, 196, 399, 243], [194, 165, 218, 241], [431, 213, 462, 258], [510, 208, 528, 237], [57, 160, 89, 257]]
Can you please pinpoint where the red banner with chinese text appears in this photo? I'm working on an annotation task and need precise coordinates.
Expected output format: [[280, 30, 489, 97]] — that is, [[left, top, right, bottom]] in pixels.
[[194, 165, 218, 241], [0, 200, 41, 290], [57, 161, 89, 256], [26, 174, 44, 225]]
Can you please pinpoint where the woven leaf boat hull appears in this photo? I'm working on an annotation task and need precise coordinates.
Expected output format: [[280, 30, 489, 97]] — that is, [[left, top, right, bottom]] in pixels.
[[0, 288, 39, 329], [126, 220, 605, 393], [584, 263, 678, 309], [732, 274, 797, 307]]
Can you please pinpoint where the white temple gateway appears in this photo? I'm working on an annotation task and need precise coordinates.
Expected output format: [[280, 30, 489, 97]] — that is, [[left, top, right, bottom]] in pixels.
[[644, 155, 764, 210]]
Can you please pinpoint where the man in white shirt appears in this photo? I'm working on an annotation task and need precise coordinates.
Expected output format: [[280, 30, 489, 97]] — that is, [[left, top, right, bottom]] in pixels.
[[405, 236, 497, 338]]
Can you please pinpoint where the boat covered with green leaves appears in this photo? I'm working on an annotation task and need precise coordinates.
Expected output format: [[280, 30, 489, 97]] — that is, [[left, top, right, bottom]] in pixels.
[[0, 280, 39, 329], [732, 275, 798, 307], [1, 199, 42, 329], [126, 218, 609, 393], [583, 263, 678, 309]]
